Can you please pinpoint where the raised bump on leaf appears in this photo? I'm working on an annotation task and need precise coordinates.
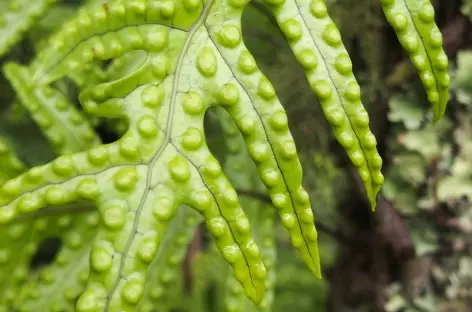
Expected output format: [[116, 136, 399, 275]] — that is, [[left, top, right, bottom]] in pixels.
[[0, 0, 56, 58], [260, 0, 384, 210], [68, 61, 109, 90], [379, 0, 450, 122]]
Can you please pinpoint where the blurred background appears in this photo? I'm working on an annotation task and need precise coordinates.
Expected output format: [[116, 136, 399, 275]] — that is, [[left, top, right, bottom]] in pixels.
[[1, 0, 472, 311]]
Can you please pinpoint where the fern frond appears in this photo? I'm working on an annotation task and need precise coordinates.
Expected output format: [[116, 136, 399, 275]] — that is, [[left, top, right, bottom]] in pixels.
[[380, 0, 450, 122], [0, 0, 56, 58], [215, 108, 277, 312], [188, 109, 276, 312], [0, 1, 280, 309], [204, 2, 320, 278], [137, 205, 201, 312], [3, 63, 101, 155], [261, 0, 384, 209]]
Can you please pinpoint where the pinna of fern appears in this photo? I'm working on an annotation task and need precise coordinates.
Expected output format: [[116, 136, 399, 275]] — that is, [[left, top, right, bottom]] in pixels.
[[0, 0, 449, 311]]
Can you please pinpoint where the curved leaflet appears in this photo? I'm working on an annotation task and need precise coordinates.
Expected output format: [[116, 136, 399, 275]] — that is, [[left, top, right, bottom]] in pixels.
[[215, 108, 277, 312], [379, 0, 450, 121], [3, 63, 101, 155], [262, 0, 384, 210], [204, 0, 321, 277]]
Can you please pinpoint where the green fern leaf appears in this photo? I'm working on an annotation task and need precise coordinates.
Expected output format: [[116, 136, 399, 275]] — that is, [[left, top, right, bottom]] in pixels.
[[261, 0, 384, 209], [215, 107, 276, 312], [190, 108, 277, 312], [3, 63, 101, 155], [380, 0, 450, 122]]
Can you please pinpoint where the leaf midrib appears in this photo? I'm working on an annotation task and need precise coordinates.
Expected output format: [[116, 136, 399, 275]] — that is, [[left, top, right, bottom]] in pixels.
[[103, 0, 215, 309]]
